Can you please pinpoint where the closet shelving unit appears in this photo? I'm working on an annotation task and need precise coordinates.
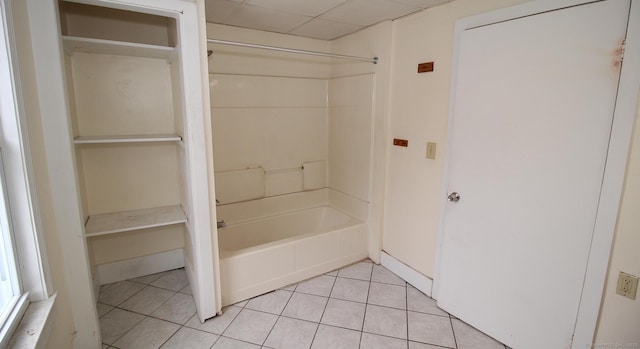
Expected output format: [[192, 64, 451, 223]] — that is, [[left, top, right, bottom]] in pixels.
[[84, 205, 187, 237], [59, 2, 188, 238], [56, 0, 217, 323]]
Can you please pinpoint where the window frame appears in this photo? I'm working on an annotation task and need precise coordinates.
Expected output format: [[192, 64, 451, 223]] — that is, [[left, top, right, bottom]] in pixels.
[[0, 0, 53, 346]]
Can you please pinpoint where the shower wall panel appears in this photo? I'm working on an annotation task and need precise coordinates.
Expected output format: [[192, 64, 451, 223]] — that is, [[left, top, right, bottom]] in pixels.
[[208, 24, 331, 204], [328, 74, 375, 203]]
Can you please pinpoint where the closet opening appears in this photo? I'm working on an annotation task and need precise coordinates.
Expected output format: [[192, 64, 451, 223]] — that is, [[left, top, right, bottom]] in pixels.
[[57, 0, 217, 323]]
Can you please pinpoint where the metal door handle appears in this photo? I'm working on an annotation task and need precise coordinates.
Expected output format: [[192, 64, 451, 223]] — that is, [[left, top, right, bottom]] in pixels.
[[448, 192, 461, 202]]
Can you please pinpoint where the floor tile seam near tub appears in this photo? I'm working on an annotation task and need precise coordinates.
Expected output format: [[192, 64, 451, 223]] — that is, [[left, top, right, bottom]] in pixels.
[[358, 265, 375, 349], [315, 323, 364, 345], [361, 327, 415, 344], [308, 272, 338, 349], [326, 294, 413, 312], [113, 287, 180, 314], [104, 283, 153, 310], [214, 334, 262, 349], [448, 315, 459, 349], [248, 289, 295, 347], [101, 309, 146, 347], [184, 315, 233, 337], [336, 274, 410, 287], [278, 312, 333, 329], [292, 288, 332, 299], [127, 274, 165, 287], [151, 322, 185, 349], [369, 277, 410, 288], [408, 309, 450, 318], [226, 304, 285, 319], [406, 284, 410, 348], [108, 301, 193, 328], [244, 288, 295, 316]]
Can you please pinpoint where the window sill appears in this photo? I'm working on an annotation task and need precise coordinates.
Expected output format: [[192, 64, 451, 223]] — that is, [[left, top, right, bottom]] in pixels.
[[8, 293, 56, 349]]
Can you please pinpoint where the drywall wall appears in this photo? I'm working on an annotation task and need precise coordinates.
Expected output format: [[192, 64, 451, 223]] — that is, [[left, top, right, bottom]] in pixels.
[[11, 0, 76, 346], [330, 21, 393, 263], [595, 93, 640, 344], [384, 0, 530, 277], [207, 23, 330, 204]]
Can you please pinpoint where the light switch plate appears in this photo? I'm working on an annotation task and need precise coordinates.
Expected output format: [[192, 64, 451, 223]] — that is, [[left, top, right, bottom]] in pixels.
[[426, 142, 437, 159]]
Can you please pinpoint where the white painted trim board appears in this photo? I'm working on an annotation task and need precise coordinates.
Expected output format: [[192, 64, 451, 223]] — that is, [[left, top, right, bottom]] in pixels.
[[573, 1, 640, 347], [380, 251, 433, 297], [96, 249, 185, 285]]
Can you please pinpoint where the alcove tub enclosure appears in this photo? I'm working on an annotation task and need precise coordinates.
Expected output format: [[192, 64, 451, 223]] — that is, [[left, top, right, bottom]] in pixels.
[[216, 189, 368, 306]]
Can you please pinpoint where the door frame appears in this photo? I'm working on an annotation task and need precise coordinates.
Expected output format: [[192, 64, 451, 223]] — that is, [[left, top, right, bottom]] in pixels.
[[433, 0, 640, 348]]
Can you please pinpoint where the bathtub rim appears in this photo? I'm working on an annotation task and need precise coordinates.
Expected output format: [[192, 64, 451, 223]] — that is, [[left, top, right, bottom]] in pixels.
[[217, 204, 364, 258]]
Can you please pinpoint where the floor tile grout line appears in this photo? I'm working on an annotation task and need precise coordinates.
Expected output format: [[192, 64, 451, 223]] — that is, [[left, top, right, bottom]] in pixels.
[[449, 315, 459, 349], [118, 288, 180, 319], [153, 322, 181, 349], [209, 330, 222, 348], [109, 299, 195, 327], [360, 327, 414, 344], [216, 334, 265, 348], [357, 263, 375, 348], [103, 312, 146, 347], [236, 292, 427, 315], [406, 284, 410, 349], [215, 303, 249, 340], [309, 269, 338, 348], [258, 289, 294, 347]]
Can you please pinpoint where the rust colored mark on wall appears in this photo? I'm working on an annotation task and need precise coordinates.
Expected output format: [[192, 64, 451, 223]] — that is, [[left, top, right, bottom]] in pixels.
[[418, 62, 434, 73], [393, 138, 408, 147], [614, 39, 625, 68]]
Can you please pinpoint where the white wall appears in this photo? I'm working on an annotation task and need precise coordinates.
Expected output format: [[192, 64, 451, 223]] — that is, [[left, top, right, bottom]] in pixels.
[[383, 0, 530, 277], [330, 21, 393, 262]]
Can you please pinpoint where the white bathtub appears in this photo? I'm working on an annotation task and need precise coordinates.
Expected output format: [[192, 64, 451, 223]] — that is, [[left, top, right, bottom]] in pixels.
[[218, 203, 368, 306]]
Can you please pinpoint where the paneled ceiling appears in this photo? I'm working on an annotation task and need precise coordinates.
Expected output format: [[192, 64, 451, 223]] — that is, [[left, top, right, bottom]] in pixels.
[[204, 0, 452, 40]]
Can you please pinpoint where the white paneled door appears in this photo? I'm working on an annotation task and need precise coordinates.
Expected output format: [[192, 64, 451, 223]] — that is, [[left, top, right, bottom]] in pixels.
[[436, 1, 630, 349]]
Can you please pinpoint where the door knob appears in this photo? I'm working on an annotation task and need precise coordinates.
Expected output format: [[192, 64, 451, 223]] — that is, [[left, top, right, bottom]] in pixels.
[[448, 192, 461, 202]]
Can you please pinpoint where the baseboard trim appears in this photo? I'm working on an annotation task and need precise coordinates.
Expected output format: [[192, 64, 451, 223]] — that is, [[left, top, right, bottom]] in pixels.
[[380, 251, 433, 297], [96, 249, 185, 285]]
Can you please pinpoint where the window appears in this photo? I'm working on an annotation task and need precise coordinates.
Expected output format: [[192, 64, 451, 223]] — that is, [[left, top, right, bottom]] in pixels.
[[0, 151, 23, 327], [0, 7, 28, 349]]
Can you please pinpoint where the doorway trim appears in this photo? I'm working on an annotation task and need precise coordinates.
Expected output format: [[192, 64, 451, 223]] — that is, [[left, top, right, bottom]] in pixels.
[[432, 1, 640, 348]]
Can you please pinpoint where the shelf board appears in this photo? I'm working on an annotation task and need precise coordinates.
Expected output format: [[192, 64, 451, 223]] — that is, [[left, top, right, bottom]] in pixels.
[[85, 205, 187, 237], [62, 36, 175, 61], [74, 134, 182, 144]]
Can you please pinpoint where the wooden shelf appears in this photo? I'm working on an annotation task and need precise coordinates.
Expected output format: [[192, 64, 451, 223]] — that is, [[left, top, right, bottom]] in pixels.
[[85, 205, 187, 237], [62, 36, 174, 61], [74, 134, 182, 144]]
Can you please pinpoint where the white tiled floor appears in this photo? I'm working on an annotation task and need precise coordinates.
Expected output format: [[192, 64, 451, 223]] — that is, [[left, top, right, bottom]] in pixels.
[[98, 260, 508, 349]]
